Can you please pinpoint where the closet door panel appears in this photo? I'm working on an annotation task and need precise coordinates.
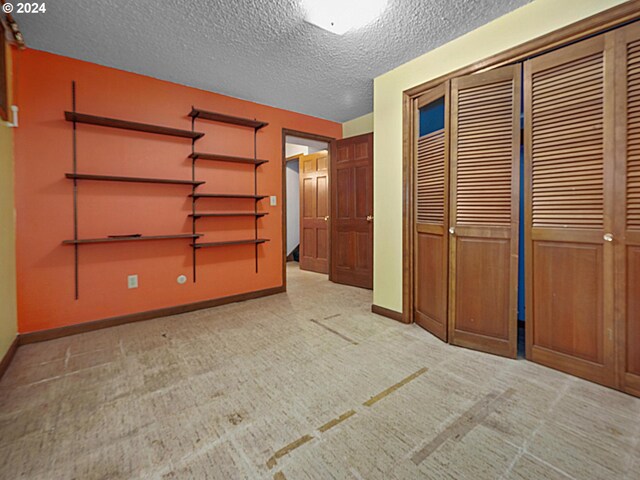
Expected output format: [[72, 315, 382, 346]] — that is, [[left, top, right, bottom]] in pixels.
[[455, 236, 510, 339], [627, 246, 640, 377], [525, 33, 616, 387], [532, 241, 603, 363], [414, 84, 449, 341], [449, 65, 520, 358], [618, 23, 640, 397], [416, 231, 446, 331]]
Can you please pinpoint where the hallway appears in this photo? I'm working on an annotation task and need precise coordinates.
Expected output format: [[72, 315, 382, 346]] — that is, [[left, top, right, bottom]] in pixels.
[[1, 265, 639, 479]]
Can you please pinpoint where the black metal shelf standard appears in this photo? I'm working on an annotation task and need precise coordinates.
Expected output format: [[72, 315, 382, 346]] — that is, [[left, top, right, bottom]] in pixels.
[[189, 107, 269, 279], [63, 81, 204, 299]]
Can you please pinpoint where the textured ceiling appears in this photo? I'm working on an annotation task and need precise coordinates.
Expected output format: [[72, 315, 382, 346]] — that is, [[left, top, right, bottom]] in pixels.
[[16, 0, 531, 122]]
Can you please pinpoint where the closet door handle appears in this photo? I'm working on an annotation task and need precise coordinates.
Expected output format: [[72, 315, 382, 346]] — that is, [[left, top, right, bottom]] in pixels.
[[449, 227, 455, 235], [603, 233, 613, 242]]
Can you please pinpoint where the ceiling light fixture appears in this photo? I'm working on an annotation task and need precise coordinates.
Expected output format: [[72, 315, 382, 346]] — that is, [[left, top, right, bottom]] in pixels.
[[301, 0, 388, 35]]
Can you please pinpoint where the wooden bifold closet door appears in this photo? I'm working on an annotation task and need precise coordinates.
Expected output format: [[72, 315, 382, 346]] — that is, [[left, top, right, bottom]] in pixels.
[[448, 65, 521, 358], [616, 22, 640, 397], [414, 84, 450, 341], [524, 34, 617, 387]]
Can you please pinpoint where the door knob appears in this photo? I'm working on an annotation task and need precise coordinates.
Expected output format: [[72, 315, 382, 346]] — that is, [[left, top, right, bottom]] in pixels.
[[449, 227, 455, 235], [366, 215, 373, 222], [324, 216, 329, 221], [603, 233, 614, 242]]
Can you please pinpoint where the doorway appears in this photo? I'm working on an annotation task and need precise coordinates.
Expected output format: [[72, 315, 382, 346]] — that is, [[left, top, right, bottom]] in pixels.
[[282, 130, 333, 285], [282, 129, 375, 291]]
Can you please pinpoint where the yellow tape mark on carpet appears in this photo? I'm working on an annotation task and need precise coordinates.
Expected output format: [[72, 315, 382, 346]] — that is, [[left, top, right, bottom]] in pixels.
[[266, 434, 315, 469], [363, 367, 428, 407], [310, 318, 358, 345], [318, 409, 357, 433]]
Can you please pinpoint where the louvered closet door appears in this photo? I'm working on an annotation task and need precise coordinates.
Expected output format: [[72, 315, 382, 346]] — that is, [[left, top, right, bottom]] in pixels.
[[449, 65, 520, 358], [524, 34, 617, 387], [414, 84, 449, 341], [617, 23, 640, 397]]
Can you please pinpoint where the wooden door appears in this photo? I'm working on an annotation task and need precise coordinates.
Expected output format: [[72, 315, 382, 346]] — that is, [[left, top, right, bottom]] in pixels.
[[331, 133, 373, 288], [524, 34, 617, 387], [616, 23, 640, 397], [449, 65, 521, 358], [300, 151, 329, 274], [414, 84, 450, 341]]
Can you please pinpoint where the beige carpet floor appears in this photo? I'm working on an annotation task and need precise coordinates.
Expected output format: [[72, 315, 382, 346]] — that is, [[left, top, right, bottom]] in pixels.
[[1, 264, 639, 479]]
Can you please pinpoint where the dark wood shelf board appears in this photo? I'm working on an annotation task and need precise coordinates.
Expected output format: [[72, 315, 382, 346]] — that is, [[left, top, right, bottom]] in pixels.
[[189, 212, 268, 218], [66, 173, 205, 186], [190, 193, 267, 199], [63, 234, 202, 245], [193, 238, 270, 249], [188, 108, 268, 130], [189, 152, 268, 165], [65, 111, 204, 139]]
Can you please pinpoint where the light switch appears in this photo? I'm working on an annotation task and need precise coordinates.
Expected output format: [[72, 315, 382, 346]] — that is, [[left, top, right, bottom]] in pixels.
[[270, 195, 277, 206], [128, 274, 138, 289]]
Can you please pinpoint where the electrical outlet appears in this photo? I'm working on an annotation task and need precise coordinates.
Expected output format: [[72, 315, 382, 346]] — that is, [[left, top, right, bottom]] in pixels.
[[270, 195, 277, 206], [127, 274, 138, 289]]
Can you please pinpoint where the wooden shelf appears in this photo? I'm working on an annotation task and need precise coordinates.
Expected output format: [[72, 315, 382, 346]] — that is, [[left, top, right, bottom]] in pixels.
[[189, 152, 268, 165], [66, 173, 205, 186], [189, 108, 268, 130], [63, 234, 202, 245], [190, 193, 267, 199], [65, 112, 204, 139], [193, 238, 270, 249], [189, 212, 269, 218]]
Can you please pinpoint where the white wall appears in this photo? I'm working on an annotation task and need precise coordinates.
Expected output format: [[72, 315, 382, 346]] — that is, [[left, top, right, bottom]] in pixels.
[[286, 143, 308, 157], [287, 136, 328, 154], [286, 160, 300, 255]]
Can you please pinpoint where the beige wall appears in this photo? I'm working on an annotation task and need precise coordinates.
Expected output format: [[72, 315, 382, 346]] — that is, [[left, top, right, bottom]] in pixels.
[[372, 0, 628, 312], [342, 112, 373, 138], [0, 42, 17, 358]]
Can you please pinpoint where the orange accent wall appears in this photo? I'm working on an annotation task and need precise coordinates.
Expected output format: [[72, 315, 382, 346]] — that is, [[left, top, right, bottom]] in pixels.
[[13, 49, 341, 334]]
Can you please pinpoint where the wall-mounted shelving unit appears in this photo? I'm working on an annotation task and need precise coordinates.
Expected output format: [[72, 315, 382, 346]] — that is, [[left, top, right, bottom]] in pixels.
[[62, 81, 205, 299], [61, 82, 271, 297], [188, 107, 270, 279]]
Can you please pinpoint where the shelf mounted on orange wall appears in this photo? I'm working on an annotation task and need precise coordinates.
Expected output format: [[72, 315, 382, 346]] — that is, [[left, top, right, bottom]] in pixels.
[[63, 81, 207, 299], [188, 107, 270, 279]]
